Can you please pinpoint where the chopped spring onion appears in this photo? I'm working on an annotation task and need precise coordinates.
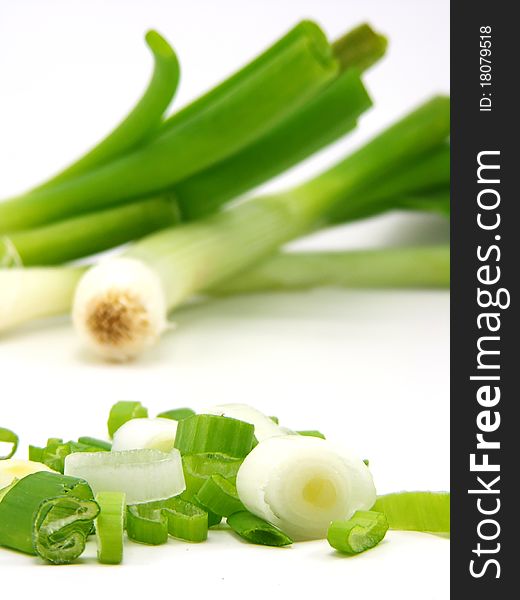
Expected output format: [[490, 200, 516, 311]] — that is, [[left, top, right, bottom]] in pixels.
[[181, 453, 243, 499], [0, 21, 337, 233], [111, 417, 178, 452], [29, 438, 107, 473], [127, 496, 208, 543], [95, 491, 126, 564], [1, 197, 180, 267], [0, 471, 98, 564], [332, 23, 387, 72], [174, 415, 255, 458], [327, 510, 389, 554], [204, 404, 294, 442], [0, 428, 19, 460], [372, 491, 450, 533], [297, 430, 326, 439], [64, 449, 185, 505], [236, 435, 376, 540], [0, 459, 54, 489], [34, 30, 180, 191], [195, 474, 245, 517], [227, 511, 293, 547], [108, 401, 148, 438], [71, 97, 449, 360], [211, 245, 450, 294], [77, 437, 112, 451], [157, 408, 196, 421]]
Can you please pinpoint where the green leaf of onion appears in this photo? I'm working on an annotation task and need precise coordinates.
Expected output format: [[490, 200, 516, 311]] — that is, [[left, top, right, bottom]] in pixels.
[[108, 401, 148, 438], [327, 510, 389, 554], [227, 511, 293, 547], [0, 427, 19, 460], [372, 491, 450, 534], [157, 408, 196, 421], [95, 491, 126, 564]]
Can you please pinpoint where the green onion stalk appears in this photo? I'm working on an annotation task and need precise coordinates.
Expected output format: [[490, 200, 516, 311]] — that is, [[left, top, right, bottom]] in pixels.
[[66, 96, 449, 360], [0, 21, 339, 233]]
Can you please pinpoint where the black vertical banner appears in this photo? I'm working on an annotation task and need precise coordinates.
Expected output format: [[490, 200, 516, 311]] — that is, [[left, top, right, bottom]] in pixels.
[[451, 2, 516, 595]]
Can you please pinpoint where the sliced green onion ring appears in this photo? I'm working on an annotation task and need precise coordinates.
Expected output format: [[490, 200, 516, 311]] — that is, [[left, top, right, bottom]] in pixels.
[[174, 414, 255, 458], [327, 510, 388, 554], [0, 428, 19, 460], [108, 401, 148, 438], [95, 491, 126, 564], [227, 511, 293, 547], [195, 474, 245, 517], [181, 453, 243, 497], [64, 449, 185, 505], [372, 491, 450, 533]]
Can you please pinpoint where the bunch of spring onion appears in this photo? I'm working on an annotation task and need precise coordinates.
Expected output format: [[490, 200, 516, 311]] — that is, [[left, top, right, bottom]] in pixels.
[[0, 402, 450, 565]]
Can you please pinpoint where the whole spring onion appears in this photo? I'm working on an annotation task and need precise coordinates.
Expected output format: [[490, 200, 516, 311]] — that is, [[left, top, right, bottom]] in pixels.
[[372, 491, 450, 533], [34, 31, 180, 191], [108, 401, 148, 438], [64, 449, 185, 504], [211, 245, 450, 295], [0, 427, 19, 460], [0, 471, 98, 564], [227, 511, 293, 547], [127, 495, 208, 544], [95, 491, 126, 564], [111, 418, 178, 452], [236, 435, 376, 540], [174, 414, 255, 458], [0, 21, 338, 233], [71, 97, 449, 360], [204, 404, 294, 442], [327, 510, 389, 554], [0, 459, 54, 489]]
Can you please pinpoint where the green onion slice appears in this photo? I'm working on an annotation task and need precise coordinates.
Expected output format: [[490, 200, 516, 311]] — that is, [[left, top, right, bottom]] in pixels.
[[95, 491, 126, 564], [127, 496, 208, 544], [181, 453, 243, 497], [64, 449, 185, 505], [0, 471, 98, 564], [157, 408, 196, 421], [31, 438, 107, 473], [227, 511, 293, 547], [195, 474, 245, 518], [372, 491, 450, 533], [327, 510, 388, 554], [174, 414, 255, 458], [0, 428, 19, 460], [77, 437, 112, 451], [297, 430, 326, 439], [108, 401, 148, 438]]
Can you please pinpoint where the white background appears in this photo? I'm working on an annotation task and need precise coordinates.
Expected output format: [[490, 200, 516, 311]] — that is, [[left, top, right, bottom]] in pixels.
[[0, 0, 450, 597]]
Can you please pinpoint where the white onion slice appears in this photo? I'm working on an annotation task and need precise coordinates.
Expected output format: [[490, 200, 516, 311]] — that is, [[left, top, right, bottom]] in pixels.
[[236, 435, 376, 540], [204, 403, 294, 442], [64, 448, 185, 504], [111, 418, 178, 452]]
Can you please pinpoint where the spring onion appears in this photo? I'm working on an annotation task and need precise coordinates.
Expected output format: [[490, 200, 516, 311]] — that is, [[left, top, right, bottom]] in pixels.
[[181, 453, 243, 498], [174, 415, 255, 458], [157, 408, 196, 421], [127, 495, 208, 543], [211, 245, 450, 295], [195, 474, 245, 517], [34, 30, 180, 191], [0, 197, 180, 266], [71, 97, 449, 360], [108, 401, 148, 437], [0, 471, 98, 564], [95, 491, 126, 564], [327, 510, 389, 554], [372, 491, 450, 533], [29, 438, 107, 473], [77, 437, 112, 451], [297, 431, 326, 439], [227, 511, 293, 547], [64, 449, 185, 504], [204, 404, 294, 442], [0, 459, 54, 489], [236, 435, 376, 540], [111, 418, 178, 452], [0, 428, 19, 460], [0, 21, 338, 233]]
